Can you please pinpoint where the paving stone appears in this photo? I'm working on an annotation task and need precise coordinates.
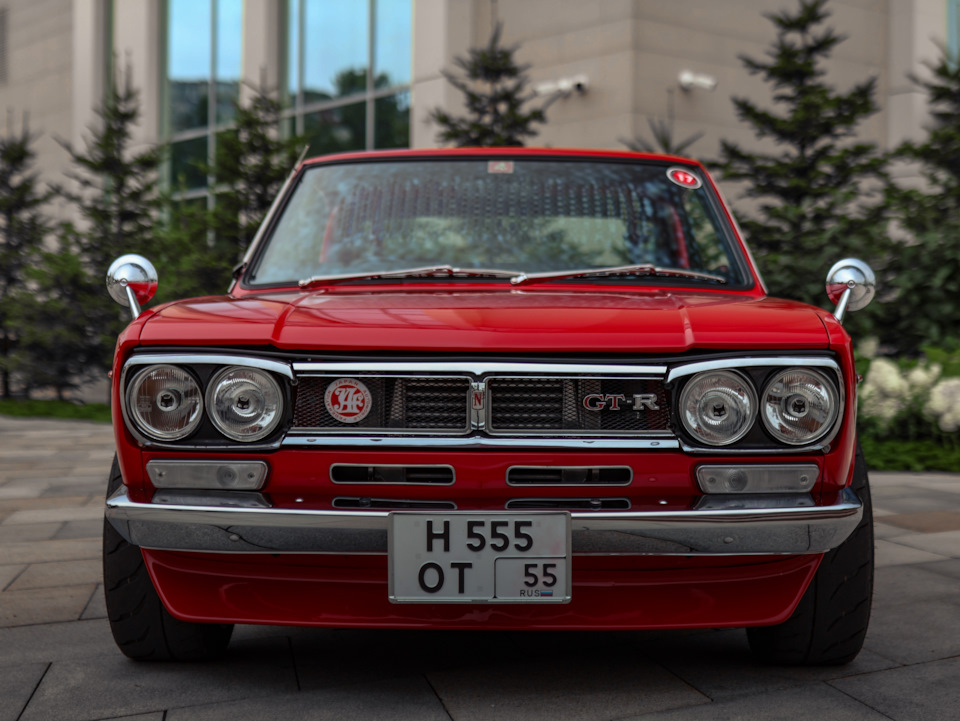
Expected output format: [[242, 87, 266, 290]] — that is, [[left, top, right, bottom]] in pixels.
[[0, 584, 97, 627], [0, 662, 48, 721], [53, 518, 102, 540], [3, 506, 103, 526], [0, 496, 90, 513], [830, 656, 960, 721], [872, 520, 913, 540], [633, 628, 898, 701], [0, 564, 25, 591], [8, 559, 102, 591], [868, 487, 960, 514], [864, 598, 960, 665], [165, 678, 450, 721], [0, 485, 47, 499], [621, 683, 889, 720], [874, 539, 950, 568], [0, 538, 100, 565], [919, 558, 960, 580], [0, 522, 62, 544], [881, 511, 960, 533], [890, 530, 960, 559], [19, 636, 298, 721], [873, 564, 960, 608], [0, 619, 116, 665], [80, 584, 106, 620], [427, 638, 709, 721]]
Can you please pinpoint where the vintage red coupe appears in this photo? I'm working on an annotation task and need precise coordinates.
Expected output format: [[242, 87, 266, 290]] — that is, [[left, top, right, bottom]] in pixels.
[[103, 148, 875, 664]]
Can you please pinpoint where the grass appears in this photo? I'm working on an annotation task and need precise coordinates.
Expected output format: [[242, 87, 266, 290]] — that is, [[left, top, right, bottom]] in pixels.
[[0, 398, 112, 423], [861, 436, 960, 473]]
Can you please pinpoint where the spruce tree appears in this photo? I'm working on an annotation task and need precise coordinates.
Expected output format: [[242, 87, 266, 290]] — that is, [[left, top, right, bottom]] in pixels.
[[885, 49, 960, 350], [53, 67, 161, 375], [0, 118, 50, 398], [430, 23, 547, 147], [715, 0, 888, 322]]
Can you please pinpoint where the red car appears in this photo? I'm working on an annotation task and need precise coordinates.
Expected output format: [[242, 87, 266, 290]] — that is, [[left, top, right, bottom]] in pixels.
[[103, 148, 876, 665]]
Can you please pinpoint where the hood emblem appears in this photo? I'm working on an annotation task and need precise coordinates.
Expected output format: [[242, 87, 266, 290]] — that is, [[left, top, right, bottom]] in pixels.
[[325, 378, 373, 423]]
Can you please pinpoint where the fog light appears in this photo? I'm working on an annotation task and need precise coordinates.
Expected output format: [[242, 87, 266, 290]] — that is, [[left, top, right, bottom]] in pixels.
[[696, 464, 819, 494], [147, 460, 268, 490]]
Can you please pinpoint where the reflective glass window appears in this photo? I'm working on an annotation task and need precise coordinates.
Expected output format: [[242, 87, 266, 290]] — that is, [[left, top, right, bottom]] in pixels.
[[168, 0, 212, 132], [375, 0, 411, 87], [374, 92, 409, 149], [304, 103, 366, 155], [215, 0, 243, 125], [303, 1, 369, 103], [170, 137, 209, 190]]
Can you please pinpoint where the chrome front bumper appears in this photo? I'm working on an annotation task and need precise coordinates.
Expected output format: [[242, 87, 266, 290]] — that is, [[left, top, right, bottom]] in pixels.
[[105, 488, 863, 556]]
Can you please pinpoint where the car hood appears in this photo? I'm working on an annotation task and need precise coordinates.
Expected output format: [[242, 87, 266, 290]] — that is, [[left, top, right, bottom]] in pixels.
[[138, 288, 831, 353]]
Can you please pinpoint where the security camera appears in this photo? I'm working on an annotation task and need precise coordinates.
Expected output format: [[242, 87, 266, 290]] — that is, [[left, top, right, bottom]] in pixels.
[[678, 70, 717, 92]]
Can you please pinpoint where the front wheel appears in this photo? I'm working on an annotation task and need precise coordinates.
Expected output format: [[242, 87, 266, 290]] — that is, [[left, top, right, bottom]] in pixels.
[[103, 456, 233, 661], [746, 443, 874, 665]]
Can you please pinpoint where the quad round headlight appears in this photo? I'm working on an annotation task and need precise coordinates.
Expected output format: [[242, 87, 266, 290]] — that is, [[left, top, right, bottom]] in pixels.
[[761, 368, 839, 445], [126, 365, 203, 441], [206, 366, 283, 442], [679, 370, 757, 446]]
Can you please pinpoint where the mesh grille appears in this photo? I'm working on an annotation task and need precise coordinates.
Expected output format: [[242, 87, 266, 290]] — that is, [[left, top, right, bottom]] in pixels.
[[293, 376, 470, 432], [488, 377, 669, 434]]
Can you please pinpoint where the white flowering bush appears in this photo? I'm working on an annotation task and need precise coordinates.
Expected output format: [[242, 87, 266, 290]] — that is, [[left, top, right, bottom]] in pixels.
[[856, 341, 960, 470]]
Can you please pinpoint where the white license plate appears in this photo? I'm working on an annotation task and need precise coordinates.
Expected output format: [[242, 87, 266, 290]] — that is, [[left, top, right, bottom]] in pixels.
[[389, 512, 571, 603]]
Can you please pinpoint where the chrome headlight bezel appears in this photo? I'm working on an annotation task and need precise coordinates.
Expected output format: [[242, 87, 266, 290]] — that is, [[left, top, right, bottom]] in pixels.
[[760, 367, 841, 446], [125, 364, 204, 441], [678, 369, 758, 447], [205, 366, 284, 442]]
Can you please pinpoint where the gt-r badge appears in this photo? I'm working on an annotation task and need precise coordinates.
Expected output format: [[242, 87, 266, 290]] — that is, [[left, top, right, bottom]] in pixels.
[[325, 378, 373, 423]]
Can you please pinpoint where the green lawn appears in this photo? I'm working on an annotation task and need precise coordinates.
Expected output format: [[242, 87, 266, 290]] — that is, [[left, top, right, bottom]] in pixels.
[[0, 399, 111, 423]]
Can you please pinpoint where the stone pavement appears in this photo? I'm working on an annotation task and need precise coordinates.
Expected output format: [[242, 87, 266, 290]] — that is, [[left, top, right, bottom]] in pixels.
[[2, 414, 960, 721]]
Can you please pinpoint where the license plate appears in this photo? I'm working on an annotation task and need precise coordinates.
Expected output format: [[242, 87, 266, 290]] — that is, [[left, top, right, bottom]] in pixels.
[[389, 512, 571, 603]]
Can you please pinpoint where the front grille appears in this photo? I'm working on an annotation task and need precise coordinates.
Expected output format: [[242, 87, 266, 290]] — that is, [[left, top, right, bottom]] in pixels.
[[291, 369, 670, 438], [293, 376, 471, 433], [330, 464, 454, 485], [506, 498, 631, 510], [507, 466, 632, 486], [487, 377, 669, 434]]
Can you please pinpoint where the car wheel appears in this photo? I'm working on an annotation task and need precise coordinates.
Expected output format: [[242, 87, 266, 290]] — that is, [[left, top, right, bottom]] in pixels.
[[102, 455, 233, 661], [746, 442, 874, 665]]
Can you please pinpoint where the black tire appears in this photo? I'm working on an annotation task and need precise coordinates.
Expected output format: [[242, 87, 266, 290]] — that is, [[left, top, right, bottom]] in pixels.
[[747, 443, 874, 665], [103, 456, 234, 661]]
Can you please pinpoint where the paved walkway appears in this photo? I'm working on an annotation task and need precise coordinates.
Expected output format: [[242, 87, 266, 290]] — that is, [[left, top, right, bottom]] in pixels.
[[2, 415, 960, 720]]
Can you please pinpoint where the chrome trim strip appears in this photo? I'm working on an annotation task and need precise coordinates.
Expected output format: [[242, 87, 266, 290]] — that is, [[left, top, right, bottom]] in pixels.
[[125, 354, 295, 379], [294, 361, 667, 376], [666, 357, 839, 383], [329, 463, 456, 486], [105, 487, 863, 556], [282, 436, 679, 450], [506, 465, 634, 487]]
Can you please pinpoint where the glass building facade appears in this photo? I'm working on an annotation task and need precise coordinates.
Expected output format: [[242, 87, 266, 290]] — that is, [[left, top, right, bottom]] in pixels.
[[164, 0, 411, 194]]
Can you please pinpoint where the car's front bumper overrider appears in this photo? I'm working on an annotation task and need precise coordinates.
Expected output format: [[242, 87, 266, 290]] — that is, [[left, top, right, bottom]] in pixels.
[[105, 488, 862, 556]]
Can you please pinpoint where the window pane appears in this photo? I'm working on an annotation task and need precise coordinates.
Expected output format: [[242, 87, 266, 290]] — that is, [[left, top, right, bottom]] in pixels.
[[287, 0, 300, 103], [215, 0, 243, 125], [168, 0, 212, 132], [374, 0, 411, 88], [374, 92, 409, 148], [170, 136, 209, 190], [303, 103, 366, 155], [303, 0, 368, 102]]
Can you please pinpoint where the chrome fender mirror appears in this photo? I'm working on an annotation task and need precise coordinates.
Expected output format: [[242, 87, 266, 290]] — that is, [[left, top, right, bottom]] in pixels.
[[106, 254, 158, 321], [825, 258, 875, 323]]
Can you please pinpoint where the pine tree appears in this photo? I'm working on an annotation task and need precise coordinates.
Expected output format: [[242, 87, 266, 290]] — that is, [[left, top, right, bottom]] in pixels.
[[715, 0, 888, 323], [0, 117, 50, 398], [884, 49, 960, 350], [430, 23, 547, 147], [159, 84, 303, 300], [52, 66, 161, 375]]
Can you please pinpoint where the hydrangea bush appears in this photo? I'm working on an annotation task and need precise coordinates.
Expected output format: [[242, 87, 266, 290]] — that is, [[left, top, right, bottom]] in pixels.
[[856, 341, 960, 470]]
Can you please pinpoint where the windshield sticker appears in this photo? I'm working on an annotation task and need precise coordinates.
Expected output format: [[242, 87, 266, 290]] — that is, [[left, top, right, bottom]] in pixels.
[[488, 160, 515, 174], [667, 167, 702, 189]]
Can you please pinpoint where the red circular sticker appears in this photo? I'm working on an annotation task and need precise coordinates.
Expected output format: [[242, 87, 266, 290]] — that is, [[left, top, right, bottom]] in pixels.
[[667, 167, 702, 189], [324, 378, 372, 424]]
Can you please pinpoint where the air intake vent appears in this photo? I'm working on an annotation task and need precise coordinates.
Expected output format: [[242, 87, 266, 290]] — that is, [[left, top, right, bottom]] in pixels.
[[507, 466, 632, 486], [332, 497, 457, 510], [331, 464, 455, 485], [506, 498, 631, 511]]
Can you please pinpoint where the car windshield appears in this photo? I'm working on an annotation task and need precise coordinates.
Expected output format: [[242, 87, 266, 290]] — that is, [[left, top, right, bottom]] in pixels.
[[248, 158, 749, 287]]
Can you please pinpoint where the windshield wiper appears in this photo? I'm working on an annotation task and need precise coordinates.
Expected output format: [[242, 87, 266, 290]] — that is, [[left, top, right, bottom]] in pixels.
[[509, 264, 727, 287], [299, 265, 518, 289]]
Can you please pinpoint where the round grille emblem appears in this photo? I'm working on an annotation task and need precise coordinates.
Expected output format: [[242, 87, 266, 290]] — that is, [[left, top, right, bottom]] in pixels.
[[324, 378, 372, 424]]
